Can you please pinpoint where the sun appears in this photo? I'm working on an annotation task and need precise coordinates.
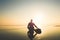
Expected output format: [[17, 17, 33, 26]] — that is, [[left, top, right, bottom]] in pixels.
[[33, 14, 45, 29], [32, 14, 47, 33]]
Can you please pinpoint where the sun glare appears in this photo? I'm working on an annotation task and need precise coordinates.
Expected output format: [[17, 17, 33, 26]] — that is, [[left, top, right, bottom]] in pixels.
[[32, 14, 48, 33], [33, 14, 45, 30]]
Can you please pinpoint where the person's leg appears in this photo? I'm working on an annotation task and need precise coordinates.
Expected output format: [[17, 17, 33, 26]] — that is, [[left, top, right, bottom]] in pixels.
[[27, 31, 33, 40]]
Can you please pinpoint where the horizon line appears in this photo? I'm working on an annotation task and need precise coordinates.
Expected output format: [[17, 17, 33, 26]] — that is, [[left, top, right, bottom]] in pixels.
[[0, 25, 26, 26]]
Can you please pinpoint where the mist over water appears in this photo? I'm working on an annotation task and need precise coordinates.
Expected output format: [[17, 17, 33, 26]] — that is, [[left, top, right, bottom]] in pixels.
[[0, 25, 60, 40]]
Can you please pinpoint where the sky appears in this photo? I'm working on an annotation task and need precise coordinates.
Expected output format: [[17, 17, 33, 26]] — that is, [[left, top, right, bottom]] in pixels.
[[0, 0, 60, 26]]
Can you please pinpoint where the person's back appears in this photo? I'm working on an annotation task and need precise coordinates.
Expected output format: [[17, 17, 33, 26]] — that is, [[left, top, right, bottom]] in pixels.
[[27, 19, 37, 30], [28, 22, 34, 30]]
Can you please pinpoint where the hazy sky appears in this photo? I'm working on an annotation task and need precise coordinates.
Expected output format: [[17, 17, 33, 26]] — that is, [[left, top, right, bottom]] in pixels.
[[0, 0, 60, 25]]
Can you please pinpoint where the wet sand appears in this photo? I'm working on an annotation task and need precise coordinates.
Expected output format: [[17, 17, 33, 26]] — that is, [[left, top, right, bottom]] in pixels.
[[0, 26, 60, 40]]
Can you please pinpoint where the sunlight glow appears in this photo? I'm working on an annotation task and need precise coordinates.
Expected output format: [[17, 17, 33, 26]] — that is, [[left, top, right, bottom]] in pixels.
[[33, 14, 45, 27]]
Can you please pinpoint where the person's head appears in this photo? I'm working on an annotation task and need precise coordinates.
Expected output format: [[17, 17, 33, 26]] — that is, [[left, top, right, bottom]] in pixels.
[[30, 19, 33, 22]]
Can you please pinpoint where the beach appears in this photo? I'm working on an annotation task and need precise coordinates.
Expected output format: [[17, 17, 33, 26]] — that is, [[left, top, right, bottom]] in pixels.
[[0, 25, 60, 40]]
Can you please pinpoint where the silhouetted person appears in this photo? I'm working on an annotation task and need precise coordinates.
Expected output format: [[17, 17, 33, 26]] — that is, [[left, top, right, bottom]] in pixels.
[[27, 19, 38, 40]]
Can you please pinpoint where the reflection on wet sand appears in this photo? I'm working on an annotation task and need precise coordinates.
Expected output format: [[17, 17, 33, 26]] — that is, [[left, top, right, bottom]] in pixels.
[[27, 30, 37, 40], [0, 26, 60, 40]]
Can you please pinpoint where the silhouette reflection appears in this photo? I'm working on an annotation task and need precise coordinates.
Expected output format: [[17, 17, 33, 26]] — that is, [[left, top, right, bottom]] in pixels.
[[27, 30, 37, 40]]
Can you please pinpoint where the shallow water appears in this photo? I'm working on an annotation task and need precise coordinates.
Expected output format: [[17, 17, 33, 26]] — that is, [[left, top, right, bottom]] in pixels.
[[0, 25, 60, 40]]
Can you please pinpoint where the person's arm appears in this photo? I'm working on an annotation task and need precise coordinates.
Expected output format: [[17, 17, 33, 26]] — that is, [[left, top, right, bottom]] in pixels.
[[34, 23, 38, 28]]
